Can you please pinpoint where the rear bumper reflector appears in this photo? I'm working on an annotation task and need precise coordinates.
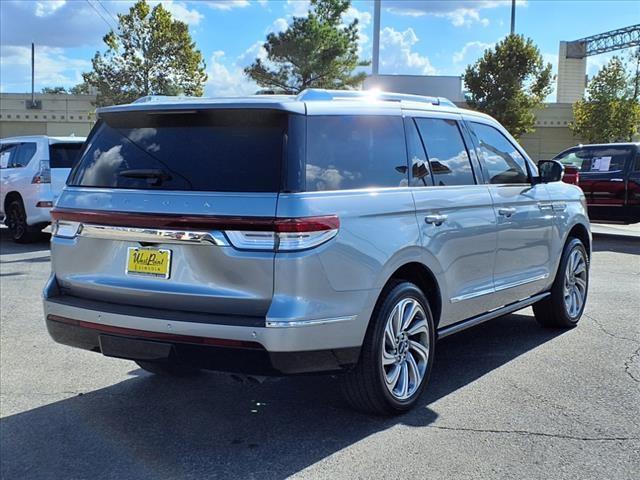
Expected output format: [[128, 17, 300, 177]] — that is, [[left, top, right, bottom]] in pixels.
[[46, 314, 262, 349], [36, 201, 53, 208]]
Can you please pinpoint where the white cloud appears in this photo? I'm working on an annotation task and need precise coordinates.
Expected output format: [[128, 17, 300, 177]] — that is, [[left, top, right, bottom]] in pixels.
[[204, 0, 250, 11], [285, 0, 310, 17], [157, 1, 204, 25], [453, 41, 493, 63], [266, 17, 289, 34], [205, 50, 258, 97], [236, 41, 268, 68], [379, 27, 436, 75], [343, 5, 371, 26], [386, 0, 526, 27], [35, 0, 66, 17], [0, 45, 90, 92]]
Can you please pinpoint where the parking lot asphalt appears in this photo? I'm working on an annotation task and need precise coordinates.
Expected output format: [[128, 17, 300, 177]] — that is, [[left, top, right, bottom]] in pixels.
[[0, 227, 639, 480]]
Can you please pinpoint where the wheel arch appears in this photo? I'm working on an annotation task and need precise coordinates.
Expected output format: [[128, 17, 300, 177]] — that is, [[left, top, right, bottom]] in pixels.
[[566, 222, 591, 259], [3, 191, 24, 213], [382, 262, 443, 329]]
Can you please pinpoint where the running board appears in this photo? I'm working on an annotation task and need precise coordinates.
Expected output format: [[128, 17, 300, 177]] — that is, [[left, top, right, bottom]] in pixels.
[[437, 292, 550, 339]]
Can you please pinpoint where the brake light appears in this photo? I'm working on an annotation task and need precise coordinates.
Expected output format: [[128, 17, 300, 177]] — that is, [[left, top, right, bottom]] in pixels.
[[32, 160, 51, 184], [225, 216, 340, 251]]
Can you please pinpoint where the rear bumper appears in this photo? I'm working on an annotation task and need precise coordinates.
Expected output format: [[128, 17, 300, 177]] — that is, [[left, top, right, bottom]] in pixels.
[[43, 276, 363, 375], [45, 315, 359, 375]]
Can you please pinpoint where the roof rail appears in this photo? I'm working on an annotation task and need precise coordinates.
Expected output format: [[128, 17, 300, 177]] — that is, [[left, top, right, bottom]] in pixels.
[[295, 88, 456, 107], [133, 95, 195, 104]]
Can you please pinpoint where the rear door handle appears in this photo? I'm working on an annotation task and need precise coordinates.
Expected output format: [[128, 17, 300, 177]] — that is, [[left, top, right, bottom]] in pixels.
[[537, 202, 553, 211], [498, 207, 517, 217], [425, 214, 448, 226]]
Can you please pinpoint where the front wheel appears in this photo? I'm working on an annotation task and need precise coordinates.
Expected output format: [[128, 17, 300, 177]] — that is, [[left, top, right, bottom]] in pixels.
[[342, 281, 435, 415], [534, 237, 589, 328]]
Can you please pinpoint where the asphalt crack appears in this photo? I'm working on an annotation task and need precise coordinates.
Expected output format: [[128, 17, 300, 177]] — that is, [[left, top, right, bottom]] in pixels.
[[624, 347, 640, 383], [426, 424, 639, 442], [585, 313, 639, 345]]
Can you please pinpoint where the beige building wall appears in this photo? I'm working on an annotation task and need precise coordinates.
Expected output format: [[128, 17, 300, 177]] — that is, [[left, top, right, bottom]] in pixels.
[[0, 93, 96, 138], [519, 103, 584, 161], [557, 41, 587, 104]]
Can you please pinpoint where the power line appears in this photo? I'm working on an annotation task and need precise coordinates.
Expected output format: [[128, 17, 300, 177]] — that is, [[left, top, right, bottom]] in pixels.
[[96, 0, 119, 28], [84, 0, 117, 31]]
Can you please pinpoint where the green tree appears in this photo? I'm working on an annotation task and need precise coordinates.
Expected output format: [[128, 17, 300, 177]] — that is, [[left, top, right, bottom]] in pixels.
[[41, 86, 68, 94], [244, 0, 368, 94], [82, 0, 207, 107], [572, 53, 640, 143], [463, 34, 553, 139]]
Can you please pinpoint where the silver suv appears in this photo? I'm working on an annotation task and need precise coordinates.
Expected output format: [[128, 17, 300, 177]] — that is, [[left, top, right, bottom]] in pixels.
[[44, 90, 591, 414]]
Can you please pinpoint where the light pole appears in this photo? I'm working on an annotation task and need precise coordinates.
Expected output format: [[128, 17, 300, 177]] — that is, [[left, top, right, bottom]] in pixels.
[[372, 0, 381, 75]]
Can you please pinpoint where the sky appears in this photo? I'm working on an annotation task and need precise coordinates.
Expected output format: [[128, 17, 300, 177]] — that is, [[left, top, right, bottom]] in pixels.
[[0, 0, 638, 101]]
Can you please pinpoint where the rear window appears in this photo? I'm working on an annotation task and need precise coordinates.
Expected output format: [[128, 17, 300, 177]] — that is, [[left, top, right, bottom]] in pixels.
[[555, 146, 632, 173], [49, 143, 83, 168], [68, 110, 287, 192], [305, 115, 407, 191]]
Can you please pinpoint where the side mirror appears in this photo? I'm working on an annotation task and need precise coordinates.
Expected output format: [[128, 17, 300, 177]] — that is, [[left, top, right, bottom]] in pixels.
[[534, 160, 564, 184]]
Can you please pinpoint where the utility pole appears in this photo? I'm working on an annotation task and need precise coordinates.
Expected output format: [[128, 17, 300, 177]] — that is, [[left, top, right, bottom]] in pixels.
[[31, 42, 35, 105], [510, 0, 516, 34], [372, 0, 381, 75]]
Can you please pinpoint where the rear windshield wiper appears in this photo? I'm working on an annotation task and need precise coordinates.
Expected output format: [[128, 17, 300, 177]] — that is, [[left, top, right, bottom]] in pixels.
[[119, 169, 173, 186]]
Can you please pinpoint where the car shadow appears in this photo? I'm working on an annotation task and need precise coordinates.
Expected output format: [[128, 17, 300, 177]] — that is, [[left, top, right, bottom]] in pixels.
[[0, 227, 50, 256], [592, 236, 640, 256], [0, 313, 565, 480]]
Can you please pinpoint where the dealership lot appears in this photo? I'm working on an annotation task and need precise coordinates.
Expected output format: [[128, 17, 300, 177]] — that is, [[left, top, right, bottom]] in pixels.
[[0, 228, 638, 480]]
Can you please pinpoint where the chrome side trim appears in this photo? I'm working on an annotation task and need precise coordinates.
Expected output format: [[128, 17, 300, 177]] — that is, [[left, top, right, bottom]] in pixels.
[[450, 273, 549, 303], [494, 273, 550, 293], [79, 224, 229, 246], [265, 315, 357, 328], [438, 292, 550, 339]]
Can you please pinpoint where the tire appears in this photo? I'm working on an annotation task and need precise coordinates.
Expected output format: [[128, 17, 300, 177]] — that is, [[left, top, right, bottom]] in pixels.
[[533, 237, 589, 328], [5, 199, 40, 244], [342, 281, 436, 415], [135, 360, 200, 377]]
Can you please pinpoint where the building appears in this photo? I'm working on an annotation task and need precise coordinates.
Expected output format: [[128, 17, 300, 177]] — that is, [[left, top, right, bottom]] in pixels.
[[0, 93, 96, 138], [519, 103, 583, 160]]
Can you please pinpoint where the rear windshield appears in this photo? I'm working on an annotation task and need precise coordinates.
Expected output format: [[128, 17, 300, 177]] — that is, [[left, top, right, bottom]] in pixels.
[[49, 143, 83, 168], [555, 146, 632, 173], [68, 109, 287, 192]]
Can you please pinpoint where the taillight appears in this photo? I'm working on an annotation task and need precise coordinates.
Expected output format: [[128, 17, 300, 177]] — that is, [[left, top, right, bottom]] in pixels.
[[225, 216, 340, 251], [51, 220, 82, 238], [32, 160, 51, 184]]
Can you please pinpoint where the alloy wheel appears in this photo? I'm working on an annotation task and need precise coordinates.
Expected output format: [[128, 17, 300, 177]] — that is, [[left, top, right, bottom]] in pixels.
[[563, 248, 587, 318], [381, 297, 430, 401]]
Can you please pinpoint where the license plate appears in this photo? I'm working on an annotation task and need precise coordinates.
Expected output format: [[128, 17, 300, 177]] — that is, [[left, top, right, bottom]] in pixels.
[[126, 247, 172, 279]]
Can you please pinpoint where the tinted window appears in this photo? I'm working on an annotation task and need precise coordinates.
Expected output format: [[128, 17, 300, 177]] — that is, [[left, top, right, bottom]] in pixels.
[[50, 143, 83, 169], [554, 146, 632, 173], [471, 122, 529, 184], [10, 143, 37, 168], [415, 118, 475, 186], [405, 118, 432, 186], [305, 115, 407, 191], [0, 144, 18, 169], [69, 110, 287, 192]]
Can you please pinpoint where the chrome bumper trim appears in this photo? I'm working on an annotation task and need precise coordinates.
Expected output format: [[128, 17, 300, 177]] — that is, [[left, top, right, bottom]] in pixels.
[[79, 224, 229, 246], [265, 315, 357, 328], [450, 273, 549, 303]]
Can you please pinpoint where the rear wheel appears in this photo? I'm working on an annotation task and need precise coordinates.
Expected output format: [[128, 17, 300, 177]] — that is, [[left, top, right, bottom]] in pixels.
[[342, 281, 435, 415], [5, 199, 40, 244], [534, 237, 589, 328], [135, 360, 200, 377]]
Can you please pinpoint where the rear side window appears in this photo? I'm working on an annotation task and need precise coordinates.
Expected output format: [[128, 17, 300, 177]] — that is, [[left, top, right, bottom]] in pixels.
[[305, 115, 407, 191], [49, 143, 83, 168], [471, 122, 529, 184], [0, 144, 18, 169], [69, 110, 287, 192], [415, 118, 475, 186], [555, 146, 632, 173], [405, 118, 432, 187]]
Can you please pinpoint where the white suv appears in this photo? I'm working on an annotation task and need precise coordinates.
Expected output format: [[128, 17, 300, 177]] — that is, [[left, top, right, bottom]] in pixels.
[[0, 136, 86, 243]]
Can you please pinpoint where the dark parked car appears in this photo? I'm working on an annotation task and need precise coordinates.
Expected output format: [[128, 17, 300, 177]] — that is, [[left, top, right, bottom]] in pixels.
[[553, 143, 640, 224]]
